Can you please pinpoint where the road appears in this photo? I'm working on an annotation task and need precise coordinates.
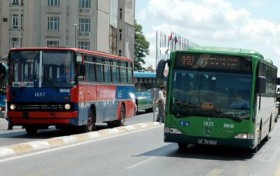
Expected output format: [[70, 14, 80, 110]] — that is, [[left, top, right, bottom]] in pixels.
[[1, 113, 280, 175]]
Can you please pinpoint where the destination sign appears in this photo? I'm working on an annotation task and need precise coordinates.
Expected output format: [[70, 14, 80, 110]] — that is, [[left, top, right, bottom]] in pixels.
[[176, 53, 251, 72]]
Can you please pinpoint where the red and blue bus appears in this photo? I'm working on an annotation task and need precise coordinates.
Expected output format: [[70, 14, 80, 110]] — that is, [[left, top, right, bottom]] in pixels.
[[7, 47, 136, 134]]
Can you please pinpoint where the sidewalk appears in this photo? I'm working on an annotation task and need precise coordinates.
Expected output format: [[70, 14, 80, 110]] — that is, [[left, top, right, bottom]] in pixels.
[[0, 121, 161, 158]]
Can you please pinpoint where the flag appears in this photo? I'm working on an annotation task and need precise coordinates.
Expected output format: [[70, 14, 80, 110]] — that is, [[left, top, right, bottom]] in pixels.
[[168, 32, 172, 41], [174, 36, 178, 43]]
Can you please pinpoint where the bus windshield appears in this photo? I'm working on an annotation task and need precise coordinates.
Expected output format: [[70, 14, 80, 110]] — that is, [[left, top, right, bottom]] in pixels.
[[171, 70, 252, 121], [9, 50, 75, 88]]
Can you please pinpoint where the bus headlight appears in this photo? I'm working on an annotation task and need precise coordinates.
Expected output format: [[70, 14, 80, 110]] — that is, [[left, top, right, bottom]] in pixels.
[[64, 104, 71, 110], [234, 133, 254, 139], [10, 104, 16, 110]]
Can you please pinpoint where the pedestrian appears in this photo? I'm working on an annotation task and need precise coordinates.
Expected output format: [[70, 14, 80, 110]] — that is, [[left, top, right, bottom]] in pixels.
[[156, 86, 165, 123]]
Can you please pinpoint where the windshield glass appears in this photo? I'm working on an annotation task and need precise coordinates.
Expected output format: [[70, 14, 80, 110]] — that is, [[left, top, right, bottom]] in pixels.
[[171, 70, 252, 121], [9, 50, 76, 88], [0, 63, 7, 90]]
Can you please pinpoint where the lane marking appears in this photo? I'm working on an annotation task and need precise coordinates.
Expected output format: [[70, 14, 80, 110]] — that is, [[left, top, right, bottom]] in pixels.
[[206, 169, 223, 176], [125, 157, 157, 170], [275, 165, 280, 176]]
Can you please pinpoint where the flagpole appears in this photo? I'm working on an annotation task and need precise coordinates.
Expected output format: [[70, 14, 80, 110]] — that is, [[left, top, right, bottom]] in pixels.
[[155, 31, 158, 71]]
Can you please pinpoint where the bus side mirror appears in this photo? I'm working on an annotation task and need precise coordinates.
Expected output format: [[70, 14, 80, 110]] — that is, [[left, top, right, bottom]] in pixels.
[[257, 76, 266, 94], [277, 78, 280, 85], [156, 59, 167, 79]]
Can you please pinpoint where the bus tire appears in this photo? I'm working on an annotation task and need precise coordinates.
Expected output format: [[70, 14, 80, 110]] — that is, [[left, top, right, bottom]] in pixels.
[[25, 127, 38, 135], [178, 143, 188, 152], [81, 110, 96, 133], [116, 104, 126, 127]]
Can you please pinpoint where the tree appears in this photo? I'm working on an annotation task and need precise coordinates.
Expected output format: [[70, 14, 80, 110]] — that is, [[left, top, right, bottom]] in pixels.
[[134, 21, 150, 71]]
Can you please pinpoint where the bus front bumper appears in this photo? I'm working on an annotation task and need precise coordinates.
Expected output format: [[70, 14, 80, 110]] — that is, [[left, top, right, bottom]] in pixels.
[[164, 133, 256, 149], [7, 111, 79, 126]]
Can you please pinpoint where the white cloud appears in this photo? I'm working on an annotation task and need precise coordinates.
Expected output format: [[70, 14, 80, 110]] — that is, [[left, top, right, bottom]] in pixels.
[[137, 0, 280, 73]]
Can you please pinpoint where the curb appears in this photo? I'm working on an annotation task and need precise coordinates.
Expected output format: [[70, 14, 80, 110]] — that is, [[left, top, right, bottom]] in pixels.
[[0, 122, 161, 158]]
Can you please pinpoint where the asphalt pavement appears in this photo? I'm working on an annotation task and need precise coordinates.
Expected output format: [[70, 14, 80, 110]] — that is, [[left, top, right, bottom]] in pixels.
[[0, 117, 161, 158]]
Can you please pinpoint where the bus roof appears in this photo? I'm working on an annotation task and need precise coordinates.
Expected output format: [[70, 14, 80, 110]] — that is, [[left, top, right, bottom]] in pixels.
[[176, 46, 264, 59], [9, 47, 132, 62], [134, 71, 156, 78], [173, 46, 278, 68]]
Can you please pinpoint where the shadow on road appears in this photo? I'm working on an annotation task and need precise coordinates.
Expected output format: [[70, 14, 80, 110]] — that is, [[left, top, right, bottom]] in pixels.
[[139, 143, 257, 161]]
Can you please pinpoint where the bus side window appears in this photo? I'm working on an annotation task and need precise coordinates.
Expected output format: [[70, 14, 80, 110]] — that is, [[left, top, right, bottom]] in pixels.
[[84, 55, 94, 82], [104, 59, 111, 83], [96, 57, 104, 82], [127, 63, 133, 84], [120, 61, 127, 83], [112, 61, 120, 83]]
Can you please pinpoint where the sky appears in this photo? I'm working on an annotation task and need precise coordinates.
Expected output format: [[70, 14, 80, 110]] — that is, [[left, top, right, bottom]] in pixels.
[[135, 0, 280, 74]]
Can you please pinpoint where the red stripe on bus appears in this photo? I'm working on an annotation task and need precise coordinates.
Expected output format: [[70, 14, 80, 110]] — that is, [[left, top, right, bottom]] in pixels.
[[7, 111, 78, 118], [11, 119, 71, 125]]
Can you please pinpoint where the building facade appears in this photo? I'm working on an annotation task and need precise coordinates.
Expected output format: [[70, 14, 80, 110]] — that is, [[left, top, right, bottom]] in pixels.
[[0, 0, 135, 59]]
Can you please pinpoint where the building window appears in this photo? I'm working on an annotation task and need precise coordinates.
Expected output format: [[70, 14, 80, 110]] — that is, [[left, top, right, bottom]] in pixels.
[[79, 18, 90, 32], [109, 26, 117, 55], [119, 8, 122, 20], [78, 41, 90, 50], [48, 0, 60, 6], [48, 17, 60, 30], [11, 38, 21, 48], [79, 0, 91, 8], [11, 0, 19, 5], [119, 29, 122, 40], [11, 0, 23, 5], [47, 41, 59, 47], [20, 14, 23, 29], [12, 14, 19, 28]]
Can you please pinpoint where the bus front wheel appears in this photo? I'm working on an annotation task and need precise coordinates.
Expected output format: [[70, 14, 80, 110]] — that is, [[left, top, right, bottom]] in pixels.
[[178, 143, 188, 152], [81, 111, 96, 133]]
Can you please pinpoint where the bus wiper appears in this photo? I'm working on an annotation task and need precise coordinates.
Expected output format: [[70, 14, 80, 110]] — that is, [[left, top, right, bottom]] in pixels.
[[171, 110, 192, 118], [217, 111, 249, 123], [174, 101, 197, 109], [175, 113, 190, 118]]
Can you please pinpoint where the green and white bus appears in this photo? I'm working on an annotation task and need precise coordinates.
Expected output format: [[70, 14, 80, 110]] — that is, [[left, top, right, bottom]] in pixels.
[[157, 47, 278, 152]]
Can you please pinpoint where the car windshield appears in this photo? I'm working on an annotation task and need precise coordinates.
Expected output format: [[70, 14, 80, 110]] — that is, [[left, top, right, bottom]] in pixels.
[[171, 70, 252, 121], [9, 50, 76, 88]]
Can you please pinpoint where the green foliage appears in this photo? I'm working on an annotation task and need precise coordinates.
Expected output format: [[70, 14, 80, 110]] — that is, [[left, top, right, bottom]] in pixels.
[[134, 21, 150, 71]]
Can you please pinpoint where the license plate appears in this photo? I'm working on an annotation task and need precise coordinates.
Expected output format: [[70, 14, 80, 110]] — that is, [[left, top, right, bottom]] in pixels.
[[197, 139, 217, 145]]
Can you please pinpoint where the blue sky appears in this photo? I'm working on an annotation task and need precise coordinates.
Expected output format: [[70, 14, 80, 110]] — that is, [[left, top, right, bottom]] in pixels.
[[135, 0, 280, 72]]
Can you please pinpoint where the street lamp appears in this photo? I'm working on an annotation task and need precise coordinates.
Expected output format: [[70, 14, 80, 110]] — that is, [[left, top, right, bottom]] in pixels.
[[73, 24, 77, 48]]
